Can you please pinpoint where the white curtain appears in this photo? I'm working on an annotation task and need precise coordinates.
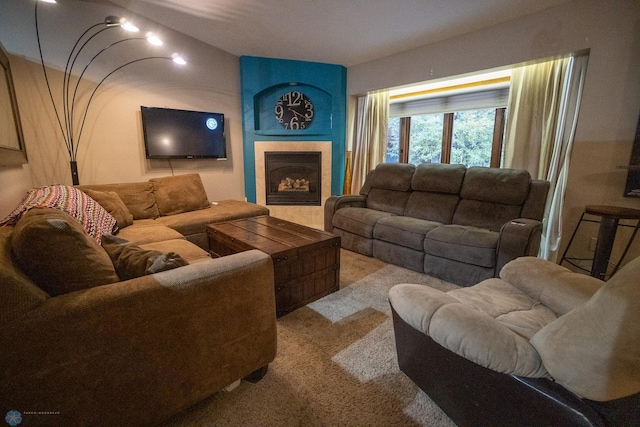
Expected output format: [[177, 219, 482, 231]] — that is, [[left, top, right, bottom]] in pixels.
[[350, 91, 389, 194], [503, 54, 589, 261]]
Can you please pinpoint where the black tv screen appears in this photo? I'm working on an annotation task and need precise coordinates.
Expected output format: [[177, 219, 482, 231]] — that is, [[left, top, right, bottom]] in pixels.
[[141, 106, 226, 159]]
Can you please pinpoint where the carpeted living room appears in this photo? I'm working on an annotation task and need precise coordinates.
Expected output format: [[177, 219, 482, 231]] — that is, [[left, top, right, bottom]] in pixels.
[[1, 0, 640, 426], [159, 249, 459, 427]]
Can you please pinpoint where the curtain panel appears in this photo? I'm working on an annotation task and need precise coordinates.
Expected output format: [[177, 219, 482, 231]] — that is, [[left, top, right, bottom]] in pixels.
[[349, 91, 389, 194], [503, 54, 589, 262]]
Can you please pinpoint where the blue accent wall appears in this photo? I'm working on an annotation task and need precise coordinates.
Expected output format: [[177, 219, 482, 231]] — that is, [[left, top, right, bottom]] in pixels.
[[240, 56, 347, 202]]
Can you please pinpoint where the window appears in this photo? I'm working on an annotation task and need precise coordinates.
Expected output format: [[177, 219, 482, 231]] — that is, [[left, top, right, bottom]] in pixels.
[[387, 71, 509, 168], [408, 113, 444, 164]]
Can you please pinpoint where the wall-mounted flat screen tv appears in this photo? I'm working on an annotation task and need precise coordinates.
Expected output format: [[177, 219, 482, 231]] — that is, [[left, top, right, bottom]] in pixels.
[[141, 106, 226, 159]]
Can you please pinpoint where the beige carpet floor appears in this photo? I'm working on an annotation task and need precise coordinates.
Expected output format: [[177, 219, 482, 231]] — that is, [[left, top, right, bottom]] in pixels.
[[160, 249, 460, 426]]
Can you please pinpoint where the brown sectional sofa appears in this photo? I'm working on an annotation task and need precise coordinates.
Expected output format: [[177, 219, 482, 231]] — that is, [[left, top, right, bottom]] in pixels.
[[325, 163, 550, 286], [0, 174, 276, 426], [78, 173, 269, 251]]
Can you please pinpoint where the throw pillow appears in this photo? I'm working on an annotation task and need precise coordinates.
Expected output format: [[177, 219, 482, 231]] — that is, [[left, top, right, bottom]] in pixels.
[[150, 173, 211, 216], [77, 182, 160, 220], [101, 234, 188, 280], [81, 189, 134, 230], [11, 208, 120, 296]]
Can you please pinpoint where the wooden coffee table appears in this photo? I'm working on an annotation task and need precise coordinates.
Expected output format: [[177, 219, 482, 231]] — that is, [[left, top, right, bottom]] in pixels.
[[206, 215, 341, 317]]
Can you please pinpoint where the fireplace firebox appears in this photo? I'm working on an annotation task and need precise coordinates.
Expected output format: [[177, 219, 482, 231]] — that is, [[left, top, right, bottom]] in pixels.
[[265, 151, 321, 206]]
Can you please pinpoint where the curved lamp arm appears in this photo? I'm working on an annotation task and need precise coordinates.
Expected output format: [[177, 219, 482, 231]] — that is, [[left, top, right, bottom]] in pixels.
[[69, 37, 148, 145], [74, 56, 184, 159], [35, 0, 185, 186], [35, 0, 70, 154]]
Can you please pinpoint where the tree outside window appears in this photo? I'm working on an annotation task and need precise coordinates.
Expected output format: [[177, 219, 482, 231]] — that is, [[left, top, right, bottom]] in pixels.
[[388, 107, 505, 168], [451, 109, 496, 167]]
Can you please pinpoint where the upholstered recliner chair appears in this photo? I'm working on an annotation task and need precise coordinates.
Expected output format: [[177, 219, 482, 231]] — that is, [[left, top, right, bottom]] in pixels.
[[389, 256, 640, 426]]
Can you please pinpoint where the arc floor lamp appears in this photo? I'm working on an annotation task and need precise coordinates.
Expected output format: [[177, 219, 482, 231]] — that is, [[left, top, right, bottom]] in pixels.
[[35, 0, 186, 185]]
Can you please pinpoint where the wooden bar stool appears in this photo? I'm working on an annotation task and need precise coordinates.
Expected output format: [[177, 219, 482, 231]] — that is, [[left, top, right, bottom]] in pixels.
[[560, 205, 640, 280]]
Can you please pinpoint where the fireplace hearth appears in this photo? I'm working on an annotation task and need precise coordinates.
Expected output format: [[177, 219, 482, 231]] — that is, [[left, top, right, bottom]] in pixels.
[[265, 151, 321, 206]]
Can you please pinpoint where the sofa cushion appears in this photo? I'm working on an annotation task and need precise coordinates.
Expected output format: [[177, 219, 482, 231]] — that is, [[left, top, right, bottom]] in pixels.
[[358, 170, 375, 195], [447, 278, 558, 339], [150, 173, 211, 216], [0, 227, 49, 324], [531, 256, 640, 401], [424, 225, 499, 268], [389, 283, 549, 378], [364, 163, 415, 215], [332, 207, 396, 238], [453, 199, 523, 232], [11, 208, 119, 296], [81, 189, 134, 229], [116, 220, 185, 245], [404, 192, 460, 224], [155, 200, 270, 237], [403, 163, 465, 223], [460, 167, 531, 205], [500, 256, 602, 316], [453, 167, 531, 231], [366, 188, 412, 215], [411, 163, 466, 194], [101, 235, 188, 280], [368, 162, 416, 191], [374, 216, 440, 250], [77, 182, 159, 220]]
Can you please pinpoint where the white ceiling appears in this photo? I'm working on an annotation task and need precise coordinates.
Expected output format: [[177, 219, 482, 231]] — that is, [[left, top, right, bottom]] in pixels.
[[0, 0, 572, 70], [102, 0, 572, 67]]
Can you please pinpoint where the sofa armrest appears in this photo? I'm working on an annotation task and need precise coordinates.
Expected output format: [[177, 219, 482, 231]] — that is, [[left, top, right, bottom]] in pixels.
[[495, 218, 543, 275], [324, 194, 367, 231], [0, 250, 276, 426], [389, 283, 548, 378]]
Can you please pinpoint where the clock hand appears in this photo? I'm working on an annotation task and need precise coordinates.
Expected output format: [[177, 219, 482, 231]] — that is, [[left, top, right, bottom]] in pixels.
[[289, 108, 312, 121], [288, 108, 306, 119]]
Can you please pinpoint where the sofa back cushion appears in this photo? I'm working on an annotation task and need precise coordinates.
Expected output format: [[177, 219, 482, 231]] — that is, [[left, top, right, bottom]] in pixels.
[[405, 163, 465, 223], [453, 167, 531, 231], [531, 256, 640, 401], [0, 227, 49, 324], [81, 189, 134, 229], [521, 179, 550, 221], [150, 174, 211, 216], [12, 208, 119, 296], [78, 182, 159, 220], [500, 256, 602, 316], [366, 163, 415, 215]]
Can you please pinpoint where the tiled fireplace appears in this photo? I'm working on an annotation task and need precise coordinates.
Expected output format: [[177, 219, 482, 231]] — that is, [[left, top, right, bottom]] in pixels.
[[255, 141, 332, 229]]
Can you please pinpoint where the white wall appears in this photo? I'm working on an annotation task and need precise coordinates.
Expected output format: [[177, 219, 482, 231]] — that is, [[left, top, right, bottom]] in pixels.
[[347, 0, 640, 261]]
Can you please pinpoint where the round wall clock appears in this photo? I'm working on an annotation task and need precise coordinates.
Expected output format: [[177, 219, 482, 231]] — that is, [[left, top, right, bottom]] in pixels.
[[275, 91, 314, 129]]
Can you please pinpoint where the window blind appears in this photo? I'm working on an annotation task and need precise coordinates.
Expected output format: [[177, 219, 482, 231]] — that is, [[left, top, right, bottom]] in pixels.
[[389, 87, 509, 118]]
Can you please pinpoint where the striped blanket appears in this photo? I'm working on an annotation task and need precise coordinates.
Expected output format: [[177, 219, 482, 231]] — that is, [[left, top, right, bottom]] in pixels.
[[0, 184, 117, 243]]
